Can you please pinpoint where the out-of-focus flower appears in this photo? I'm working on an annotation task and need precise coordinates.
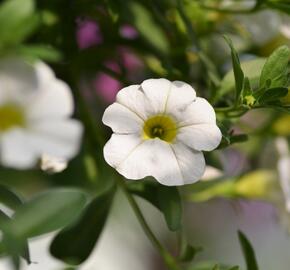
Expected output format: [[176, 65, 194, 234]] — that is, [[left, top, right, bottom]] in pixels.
[[76, 18, 103, 49], [119, 24, 138, 40], [0, 58, 83, 169], [201, 166, 223, 181], [276, 137, 290, 212], [40, 154, 68, 174], [103, 78, 222, 186], [94, 48, 144, 103], [272, 115, 290, 136], [94, 61, 122, 103]]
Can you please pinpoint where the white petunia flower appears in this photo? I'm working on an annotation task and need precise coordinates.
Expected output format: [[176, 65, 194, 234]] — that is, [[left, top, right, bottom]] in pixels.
[[102, 78, 222, 186], [0, 58, 83, 169]]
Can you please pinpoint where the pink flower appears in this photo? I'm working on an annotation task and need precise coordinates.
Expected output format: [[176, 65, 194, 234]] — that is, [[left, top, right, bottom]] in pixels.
[[76, 19, 103, 49]]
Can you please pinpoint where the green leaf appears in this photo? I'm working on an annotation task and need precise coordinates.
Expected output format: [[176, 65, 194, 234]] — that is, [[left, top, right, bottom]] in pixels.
[[128, 1, 169, 54], [0, 0, 39, 47], [228, 267, 239, 270], [0, 209, 31, 265], [158, 185, 182, 231], [179, 242, 202, 262], [224, 36, 245, 105], [218, 58, 266, 99], [258, 87, 288, 104], [259, 45, 290, 88], [16, 45, 62, 62], [6, 188, 87, 239], [238, 230, 259, 270], [0, 185, 23, 210], [128, 181, 182, 231], [50, 186, 115, 265], [266, 2, 290, 14]]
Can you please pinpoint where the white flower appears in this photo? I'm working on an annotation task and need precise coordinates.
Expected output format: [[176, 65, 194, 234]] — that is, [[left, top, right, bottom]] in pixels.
[[40, 154, 68, 174], [102, 78, 222, 186], [0, 58, 83, 169]]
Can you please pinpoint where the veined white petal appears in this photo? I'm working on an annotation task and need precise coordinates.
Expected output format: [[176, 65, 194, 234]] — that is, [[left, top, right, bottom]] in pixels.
[[170, 142, 206, 185], [116, 85, 151, 119], [102, 103, 143, 134], [105, 134, 205, 186], [178, 98, 217, 126], [140, 78, 171, 114], [27, 78, 74, 121], [28, 120, 83, 159], [165, 80, 196, 116], [178, 123, 222, 151], [1, 129, 38, 169], [103, 133, 143, 170], [0, 58, 37, 106]]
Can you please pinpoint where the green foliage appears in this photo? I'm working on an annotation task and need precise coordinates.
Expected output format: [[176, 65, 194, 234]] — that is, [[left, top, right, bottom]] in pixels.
[[50, 185, 115, 265], [0, 0, 39, 48], [259, 45, 290, 89], [4, 188, 87, 239], [0, 185, 23, 210], [238, 231, 259, 270], [128, 181, 182, 231], [128, 1, 169, 54], [224, 36, 245, 106]]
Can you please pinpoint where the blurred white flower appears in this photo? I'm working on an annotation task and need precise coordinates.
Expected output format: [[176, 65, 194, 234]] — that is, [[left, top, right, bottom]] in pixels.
[[0, 58, 83, 169], [103, 78, 221, 186], [40, 154, 68, 174], [276, 137, 290, 212]]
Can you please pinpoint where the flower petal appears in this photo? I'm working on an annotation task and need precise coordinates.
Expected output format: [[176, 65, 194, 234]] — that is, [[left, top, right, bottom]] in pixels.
[[178, 97, 217, 126], [116, 84, 151, 119], [1, 129, 38, 169], [28, 120, 83, 159], [27, 63, 74, 120], [170, 142, 206, 185], [104, 134, 205, 186], [102, 102, 143, 134], [0, 58, 38, 106], [140, 78, 171, 114], [165, 80, 196, 117], [103, 133, 143, 171], [178, 123, 222, 151]]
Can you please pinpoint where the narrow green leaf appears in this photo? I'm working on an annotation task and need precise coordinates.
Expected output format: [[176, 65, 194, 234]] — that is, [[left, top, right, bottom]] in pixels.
[[128, 2, 169, 54], [0, 185, 23, 210], [157, 186, 182, 231], [224, 35, 245, 105], [0, 209, 31, 265], [228, 267, 239, 270], [50, 186, 115, 265], [179, 243, 202, 262], [16, 45, 62, 62], [238, 230, 259, 270], [129, 181, 182, 231], [260, 45, 290, 88], [258, 87, 288, 104], [6, 188, 87, 238]]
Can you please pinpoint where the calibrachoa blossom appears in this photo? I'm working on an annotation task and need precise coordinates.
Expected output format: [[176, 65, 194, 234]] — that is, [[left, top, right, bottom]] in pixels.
[[0, 58, 83, 169], [103, 78, 222, 186]]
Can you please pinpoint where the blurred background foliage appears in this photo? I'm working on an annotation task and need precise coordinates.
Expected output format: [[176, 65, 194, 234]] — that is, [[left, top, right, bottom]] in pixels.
[[0, 0, 290, 269]]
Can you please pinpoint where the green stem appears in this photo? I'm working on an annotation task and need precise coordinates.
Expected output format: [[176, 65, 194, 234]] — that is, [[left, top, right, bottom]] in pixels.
[[116, 177, 180, 270]]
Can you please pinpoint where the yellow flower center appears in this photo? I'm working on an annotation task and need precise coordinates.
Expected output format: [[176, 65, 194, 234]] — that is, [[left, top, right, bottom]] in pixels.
[[0, 104, 26, 132], [143, 115, 177, 143]]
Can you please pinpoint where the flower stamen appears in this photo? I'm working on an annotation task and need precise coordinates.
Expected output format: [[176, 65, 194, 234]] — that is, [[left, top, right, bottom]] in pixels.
[[143, 115, 177, 142]]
